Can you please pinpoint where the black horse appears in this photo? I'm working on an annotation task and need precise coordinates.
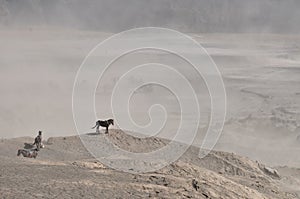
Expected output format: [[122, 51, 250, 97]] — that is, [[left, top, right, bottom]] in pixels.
[[92, 119, 114, 134]]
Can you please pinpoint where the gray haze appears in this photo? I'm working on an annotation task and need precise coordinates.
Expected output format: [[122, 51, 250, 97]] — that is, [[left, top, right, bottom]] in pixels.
[[0, 1, 300, 167], [0, 0, 300, 33]]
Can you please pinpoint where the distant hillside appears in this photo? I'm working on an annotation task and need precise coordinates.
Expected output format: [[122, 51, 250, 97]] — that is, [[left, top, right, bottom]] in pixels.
[[0, 0, 299, 33]]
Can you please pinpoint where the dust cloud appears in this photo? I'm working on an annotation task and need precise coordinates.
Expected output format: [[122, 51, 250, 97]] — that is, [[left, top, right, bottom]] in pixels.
[[0, 0, 299, 167]]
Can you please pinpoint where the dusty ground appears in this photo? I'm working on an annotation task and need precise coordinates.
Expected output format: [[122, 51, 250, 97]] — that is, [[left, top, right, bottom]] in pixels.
[[0, 129, 299, 199]]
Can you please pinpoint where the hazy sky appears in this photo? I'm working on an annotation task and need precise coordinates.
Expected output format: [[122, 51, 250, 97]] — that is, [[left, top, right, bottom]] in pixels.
[[0, 0, 299, 33]]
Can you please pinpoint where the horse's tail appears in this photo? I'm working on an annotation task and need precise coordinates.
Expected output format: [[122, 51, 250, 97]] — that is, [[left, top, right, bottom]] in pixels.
[[17, 149, 21, 156], [91, 124, 97, 129]]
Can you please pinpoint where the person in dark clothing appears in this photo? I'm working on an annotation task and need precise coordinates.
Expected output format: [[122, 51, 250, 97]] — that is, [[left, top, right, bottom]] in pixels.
[[32, 131, 42, 151]]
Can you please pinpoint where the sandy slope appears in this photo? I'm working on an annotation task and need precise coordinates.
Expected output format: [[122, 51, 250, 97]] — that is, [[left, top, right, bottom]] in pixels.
[[0, 129, 298, 198]]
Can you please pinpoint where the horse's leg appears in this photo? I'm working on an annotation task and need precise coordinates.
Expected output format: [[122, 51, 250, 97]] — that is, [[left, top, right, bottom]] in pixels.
[[17, 150, 20, 156], [105, 126, 108, 134], [96, 125, 100, 133]]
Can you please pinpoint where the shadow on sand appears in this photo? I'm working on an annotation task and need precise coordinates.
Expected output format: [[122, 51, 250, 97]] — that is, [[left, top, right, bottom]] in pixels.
[[86, 132, 101, 136], [24, 143, 34, 149]]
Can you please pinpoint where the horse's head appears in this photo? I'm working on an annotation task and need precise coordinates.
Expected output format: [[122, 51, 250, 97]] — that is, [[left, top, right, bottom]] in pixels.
[[108, 119, 114, 126]]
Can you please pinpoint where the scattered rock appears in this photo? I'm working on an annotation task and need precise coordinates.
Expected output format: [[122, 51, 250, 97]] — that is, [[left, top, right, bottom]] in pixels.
[[192, 179, 199, 191], [259, 164, 280, 179]]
